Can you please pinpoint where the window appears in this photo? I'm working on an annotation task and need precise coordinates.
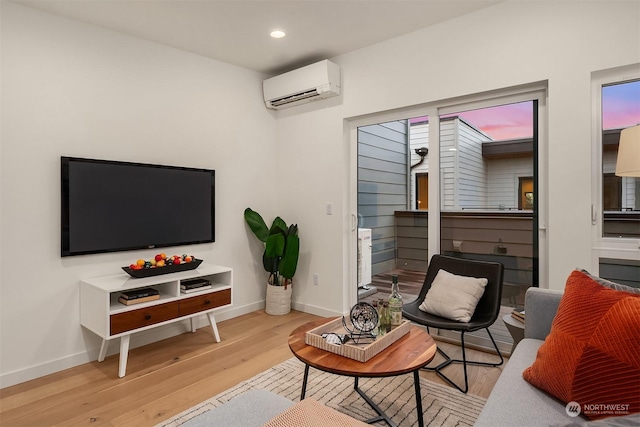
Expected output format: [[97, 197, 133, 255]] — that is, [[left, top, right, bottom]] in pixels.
[[591, 65, 640, 285], [415, 173, 428, 210], [601, 80, 640, 238], [519, 177, 534, 210]]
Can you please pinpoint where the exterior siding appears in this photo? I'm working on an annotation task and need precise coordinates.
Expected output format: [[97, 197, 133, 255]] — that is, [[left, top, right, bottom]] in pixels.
[[409, 120, 429, 208], [411, 118, 496, 211], [440, 121, 457, 210], [358, 121, 408, 275], [395, 211, 429, 271], [486, 157, 533, 209], [456, 121, 489, 209], [410, 119, 541, 211]]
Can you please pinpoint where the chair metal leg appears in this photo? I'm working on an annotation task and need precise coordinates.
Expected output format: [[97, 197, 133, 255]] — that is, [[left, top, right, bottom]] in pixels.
[[422, 328, 504, 393]]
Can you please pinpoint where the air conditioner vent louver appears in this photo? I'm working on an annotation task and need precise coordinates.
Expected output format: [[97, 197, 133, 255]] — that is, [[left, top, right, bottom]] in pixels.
[[263, 60, 341, 110], [270, 89, 321, 107]]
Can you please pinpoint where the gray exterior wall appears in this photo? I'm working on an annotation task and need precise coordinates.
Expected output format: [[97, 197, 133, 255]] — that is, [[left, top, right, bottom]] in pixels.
[[358, 121, 408, 275]]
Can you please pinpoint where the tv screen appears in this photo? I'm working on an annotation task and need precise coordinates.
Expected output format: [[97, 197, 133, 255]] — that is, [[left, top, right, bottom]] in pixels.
[[61, 157, 215, 256]]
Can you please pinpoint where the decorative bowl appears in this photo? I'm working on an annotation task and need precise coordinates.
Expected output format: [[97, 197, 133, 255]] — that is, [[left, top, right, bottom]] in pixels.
[[122, 258, 203, 278]]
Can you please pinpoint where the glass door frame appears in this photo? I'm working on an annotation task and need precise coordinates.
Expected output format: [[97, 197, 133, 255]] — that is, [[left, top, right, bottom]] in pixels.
[[428, 88, 547, 290], [590, 65, 640, 272], [347, 83, 549, 311]]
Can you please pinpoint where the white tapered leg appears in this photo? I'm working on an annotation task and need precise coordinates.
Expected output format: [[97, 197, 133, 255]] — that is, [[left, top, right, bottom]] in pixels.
[[207, 312, 220, 342], [98, 339, 109, 362], [190, 317, 197, 333], [118, 335, 131, 378]]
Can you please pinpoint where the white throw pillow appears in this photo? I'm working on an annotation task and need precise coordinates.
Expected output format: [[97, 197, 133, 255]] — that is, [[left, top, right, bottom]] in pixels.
[[418, 269, 488, 322]]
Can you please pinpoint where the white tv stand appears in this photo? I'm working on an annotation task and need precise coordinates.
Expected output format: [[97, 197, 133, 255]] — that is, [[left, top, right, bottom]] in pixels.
[[80, 264, 232, 377]]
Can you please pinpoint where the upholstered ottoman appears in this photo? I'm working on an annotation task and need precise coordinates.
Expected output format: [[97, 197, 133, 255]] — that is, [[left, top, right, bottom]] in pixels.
[[181, 389, 368, 427]]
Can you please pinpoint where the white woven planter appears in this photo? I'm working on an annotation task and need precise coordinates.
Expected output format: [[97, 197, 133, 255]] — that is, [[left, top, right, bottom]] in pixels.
[[265, 281, 292, 315]]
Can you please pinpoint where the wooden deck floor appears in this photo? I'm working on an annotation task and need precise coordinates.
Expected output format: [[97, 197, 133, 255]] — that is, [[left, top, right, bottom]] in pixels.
[[359, 269, 518, 354]]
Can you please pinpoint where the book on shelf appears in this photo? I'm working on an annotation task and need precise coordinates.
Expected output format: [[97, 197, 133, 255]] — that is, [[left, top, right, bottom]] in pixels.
[[120, 287, 159, 300], [181, 278, 211, 290], [511, 307, 525, 323], [181, 285, 213, 294], [118, 294, 160, 305]]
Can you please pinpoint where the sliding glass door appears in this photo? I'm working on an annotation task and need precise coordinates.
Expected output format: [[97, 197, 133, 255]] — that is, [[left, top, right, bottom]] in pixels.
[[351, 86, 547, 351], [439, 100, 538, 304]]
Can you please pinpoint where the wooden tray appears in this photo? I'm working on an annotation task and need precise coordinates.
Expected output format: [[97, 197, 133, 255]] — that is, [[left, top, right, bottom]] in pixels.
[[304, 317, 411, 362]]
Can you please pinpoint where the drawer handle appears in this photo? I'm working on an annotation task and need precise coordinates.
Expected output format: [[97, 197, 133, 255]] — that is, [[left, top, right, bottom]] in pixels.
[[204, 299, 211, 305], [145, 314, 152, 320]]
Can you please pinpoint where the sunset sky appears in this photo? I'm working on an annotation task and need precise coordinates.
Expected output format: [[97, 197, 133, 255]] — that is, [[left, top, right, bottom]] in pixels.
[[432, 80, 640, 141], [602, 80, 640, 130]]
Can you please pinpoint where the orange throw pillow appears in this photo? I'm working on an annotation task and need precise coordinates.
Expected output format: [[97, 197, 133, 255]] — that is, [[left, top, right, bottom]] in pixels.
[[522, 270, 640, 420]]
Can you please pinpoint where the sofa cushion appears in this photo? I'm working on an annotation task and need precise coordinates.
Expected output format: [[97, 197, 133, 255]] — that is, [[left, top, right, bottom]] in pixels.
[[475, 338, 577, 427], [418, 269, 487, 322], [522, 270, 640, 420]]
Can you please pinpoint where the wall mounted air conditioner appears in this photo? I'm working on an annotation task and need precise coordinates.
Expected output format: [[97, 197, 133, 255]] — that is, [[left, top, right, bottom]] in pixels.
[[357, 228, 372, 289], [263, 59, 341, 110]]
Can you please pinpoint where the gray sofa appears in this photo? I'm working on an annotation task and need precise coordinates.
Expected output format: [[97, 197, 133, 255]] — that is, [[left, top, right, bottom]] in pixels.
[[476, 286, 639, 427], [182, 280, 638, 427], [475, 287, 572, 426]]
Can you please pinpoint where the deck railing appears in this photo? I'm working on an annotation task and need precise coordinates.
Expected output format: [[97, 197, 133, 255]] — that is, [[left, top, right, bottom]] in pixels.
[[395, 210, 534, 306], [393, 210, 640, 299]]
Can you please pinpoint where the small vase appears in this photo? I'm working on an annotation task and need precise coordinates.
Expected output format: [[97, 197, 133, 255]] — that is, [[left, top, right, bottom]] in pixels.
[[265, 280, 292, 315]]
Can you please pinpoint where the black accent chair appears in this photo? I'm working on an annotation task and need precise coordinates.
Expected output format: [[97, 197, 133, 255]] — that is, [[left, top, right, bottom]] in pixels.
[[402, 254, 505, 393]]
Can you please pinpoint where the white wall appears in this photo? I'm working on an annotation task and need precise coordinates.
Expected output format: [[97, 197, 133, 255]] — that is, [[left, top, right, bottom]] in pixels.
[[0, 3, 279, 387], [274, 0, 640, 318], [2, 0, 639, 388]]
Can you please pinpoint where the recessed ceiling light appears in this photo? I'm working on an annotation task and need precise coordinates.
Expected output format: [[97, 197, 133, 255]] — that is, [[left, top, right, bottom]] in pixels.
[[270, 30, 286, 39]]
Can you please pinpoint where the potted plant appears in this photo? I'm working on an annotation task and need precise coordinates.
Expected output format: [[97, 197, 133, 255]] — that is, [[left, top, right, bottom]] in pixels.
[[244, 207, 300, 315]]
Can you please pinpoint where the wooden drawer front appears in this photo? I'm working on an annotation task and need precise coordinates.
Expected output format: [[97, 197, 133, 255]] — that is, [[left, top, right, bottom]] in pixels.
[[179, 289, 231, 317], [110, 302, 179, 335]]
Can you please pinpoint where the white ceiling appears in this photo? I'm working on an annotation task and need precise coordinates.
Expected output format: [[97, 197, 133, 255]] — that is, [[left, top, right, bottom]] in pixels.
[[13, 0, 502, 76]]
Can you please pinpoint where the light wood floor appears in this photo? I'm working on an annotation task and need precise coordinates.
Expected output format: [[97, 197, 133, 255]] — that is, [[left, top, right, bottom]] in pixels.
[[0, 310, 505, 427]]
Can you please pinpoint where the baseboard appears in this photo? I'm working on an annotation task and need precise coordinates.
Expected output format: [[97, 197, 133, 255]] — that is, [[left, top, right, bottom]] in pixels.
[[0, 302, 263, 389], [291, 300, 341, 318]]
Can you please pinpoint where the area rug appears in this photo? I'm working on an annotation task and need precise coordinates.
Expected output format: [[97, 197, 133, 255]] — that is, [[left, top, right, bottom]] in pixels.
[[157, 357, 486, 427]]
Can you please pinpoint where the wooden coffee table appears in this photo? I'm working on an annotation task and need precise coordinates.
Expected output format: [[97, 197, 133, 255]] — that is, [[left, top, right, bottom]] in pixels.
[[288, 318, 437, 427]]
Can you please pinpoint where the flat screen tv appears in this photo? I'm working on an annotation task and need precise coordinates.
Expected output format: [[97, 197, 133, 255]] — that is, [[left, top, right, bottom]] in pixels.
[[61, 156, 215, 257]]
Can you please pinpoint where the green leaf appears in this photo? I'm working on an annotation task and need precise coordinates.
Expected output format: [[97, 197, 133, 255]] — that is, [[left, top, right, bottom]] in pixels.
[[262, 253, 279, 275], [244, 208, 269, 242], [270, 217, 288, 236], [279, 234, 299, 279], [265, 233, 285, 258]]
